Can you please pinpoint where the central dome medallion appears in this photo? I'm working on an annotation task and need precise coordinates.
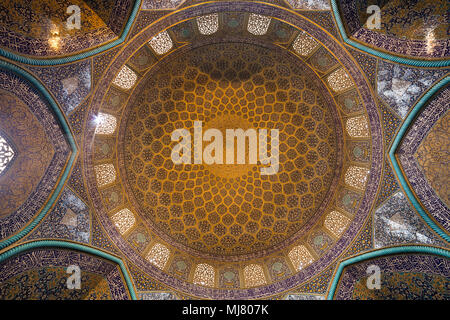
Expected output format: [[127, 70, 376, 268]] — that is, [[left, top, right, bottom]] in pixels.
[[119, 42, 341, 257]]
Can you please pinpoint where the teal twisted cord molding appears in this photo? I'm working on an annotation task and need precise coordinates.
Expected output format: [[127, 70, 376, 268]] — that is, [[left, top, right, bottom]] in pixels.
[[389, 76, 450, 243], [327, 245, 450, 299], [0, 59, 77, 250], [0, 0, 141, 66], [0, 240, 137, 300], [330, 0, 450, 67]]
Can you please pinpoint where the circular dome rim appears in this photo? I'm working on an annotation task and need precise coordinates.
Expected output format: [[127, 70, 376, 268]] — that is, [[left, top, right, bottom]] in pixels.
[[84, 1, 383, 299]]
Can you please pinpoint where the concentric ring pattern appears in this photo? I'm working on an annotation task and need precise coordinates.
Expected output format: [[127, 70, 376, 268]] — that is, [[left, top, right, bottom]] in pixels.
[[85, 3, 382, 299], [121, 42, 339, 256]]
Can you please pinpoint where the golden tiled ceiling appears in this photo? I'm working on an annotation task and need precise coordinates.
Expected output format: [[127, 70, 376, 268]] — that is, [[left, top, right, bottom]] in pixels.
[[120, 43, 339, 256]]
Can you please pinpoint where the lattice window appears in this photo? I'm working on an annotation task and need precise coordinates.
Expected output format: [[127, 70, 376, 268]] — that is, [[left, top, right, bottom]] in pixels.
[[111, 208, 135, 234], [324, 211, 351, 237], [197, 13, 219, 35], [288, 245, 314, 271], [94, 163, 116, 187], [247, 13, 271, 35], [0, 134, 14, 175], [193, 263, 215, 287], [293, 31, 319, 56], [113, 65, 137, 90], [345, 166, 369, 190], [94, 112, 117, 135], [243, 264, 266, 287], [149, 30, 173, 55], [346, 115, 369, 138], [146, 243, 170, 269], [327, 68, 353, 93]]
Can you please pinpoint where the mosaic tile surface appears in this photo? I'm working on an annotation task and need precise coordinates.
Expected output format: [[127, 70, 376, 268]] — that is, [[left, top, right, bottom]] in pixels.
[[300, 11, 339, 40], [29, 60, 92, 115], [284, 293, 325, 300], [67, 158, 89, 203], [120, 42, 341, 257], [1, 267, 111, 299], [128, 10, 172, 40], [142, 0, 185, 9], [93, 47, 121, 87], [397, 87, 450, 233], [294, 262, 336, 294], [178, 0, 289, 9], [28, 187, 90, 243], [342, 215, 372, 258], [68, 98, 89, 145], [0, 0, 447, 302], [0, 89, 54, 217], [0, 0, 136, 58], [0, 247, 130, 300], [128, 263, 167, 291], [379, 100, 402, 147], [286, 0, 330, 10], [415, 110, 450, 208], [377, 61, 447, 119], [352, 271, 449, 300], [362, 0, 448, 41], [334, 253, 449, 300], [375, 160, 399, 208], [91, 213, 120, 255], [347, 47, 377, 88], [127, 223, 152, 253], [0, 68, 71, 241], [139, 291, 178, 300], [84, 1, 383, 299], [0, 1, 112, 57], [337, 0, 449, 59], [374, 192, 447, 248]]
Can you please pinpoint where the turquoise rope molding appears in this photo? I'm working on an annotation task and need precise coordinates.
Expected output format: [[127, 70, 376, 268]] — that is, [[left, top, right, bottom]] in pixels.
[[330, 0, 450, 68], [0, 0, 141, 66], [0, 59, 78, 250], [0, 240, 137, 300], [389, 76, 450, 243], [327, 245, 450, 299]]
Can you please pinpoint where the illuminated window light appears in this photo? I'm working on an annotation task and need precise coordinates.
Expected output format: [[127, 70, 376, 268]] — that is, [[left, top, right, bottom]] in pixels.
[[149, 30, 173, 55], [288, 245, 314, 271], [243, 264, 266, 287], [197, 13, 219, 35], [292, 31, 319, 56], [193, 263, 215, 287], [0, 134, 15, 175], [94, 112, 117, 135], [94, 163, 116, 187], [345, 166, 369, 190], [113, 65, 137, 90], [324, 211, 351, 237], [111, 208, 136, 234], [146, 243, 171, 269], [247, 14, 271, 35]]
